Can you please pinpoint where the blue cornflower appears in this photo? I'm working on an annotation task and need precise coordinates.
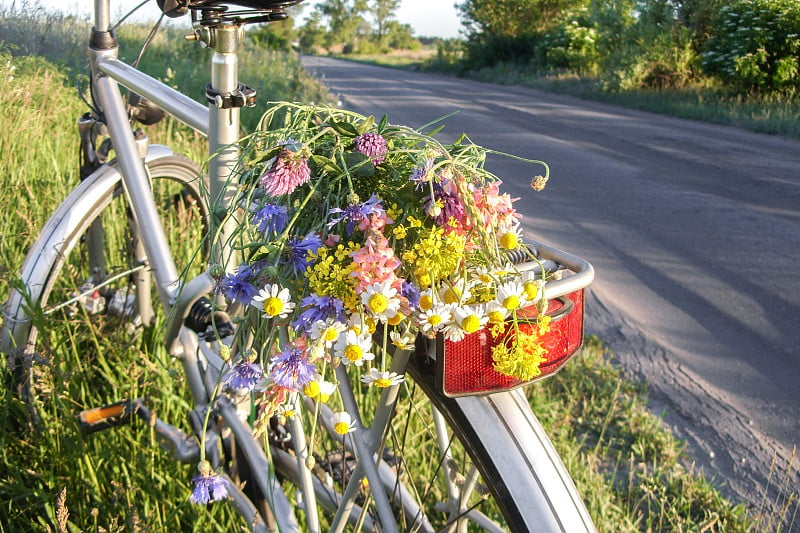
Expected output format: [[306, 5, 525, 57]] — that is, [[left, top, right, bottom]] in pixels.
[[251, 203, 288, 238], [222, 359, 266, 392], [401, 280, 421, 308], [409, 158, 434, 188], [283, 233, 322, 275], [219, 265, 258, 305], [268, 347, 317, 391], [327, 194, 383, 234], [190, 470, 230, 505], [292, 294, 346, 334]]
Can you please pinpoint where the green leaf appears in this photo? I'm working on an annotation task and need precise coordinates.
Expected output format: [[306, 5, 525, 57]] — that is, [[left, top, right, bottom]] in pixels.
[[311, 154, 341, 174], [213, 207, 228, 223], [330, 120, 359, 137], [344, 152, 375, 177], [427, 124, 446, 136], [357, 115, 375, 134]]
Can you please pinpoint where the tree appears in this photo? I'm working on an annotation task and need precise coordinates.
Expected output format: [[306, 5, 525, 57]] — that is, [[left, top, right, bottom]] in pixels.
[[672, 0, 724, 49], [457, 0, 584, 37], [383, 21, 420, 50], [702, 0, 800, 91], [250, 17, 297, 51], [249, 4, 306, 51], [456, 0, 591, 68], [316, 0, 369, 49], [372, 0, 401, 42], [298, 10, 328, 53]]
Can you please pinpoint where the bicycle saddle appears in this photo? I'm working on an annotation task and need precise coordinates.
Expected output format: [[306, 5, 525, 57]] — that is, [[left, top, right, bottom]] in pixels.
[[157, 0, 304, 19]]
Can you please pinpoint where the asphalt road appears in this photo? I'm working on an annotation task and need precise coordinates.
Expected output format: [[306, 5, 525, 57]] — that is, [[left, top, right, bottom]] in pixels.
[[299, 56, 800, 507]]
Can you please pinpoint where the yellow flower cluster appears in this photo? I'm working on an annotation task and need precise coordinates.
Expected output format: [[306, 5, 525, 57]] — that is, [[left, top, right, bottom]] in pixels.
[[401, 217, 466, 288], [305, 242, 360, 311], [490, 315, 552, 381], [491, 333, 547, 381]]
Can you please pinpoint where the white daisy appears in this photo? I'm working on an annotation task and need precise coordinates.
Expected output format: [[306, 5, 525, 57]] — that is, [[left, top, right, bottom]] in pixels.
[[470, 266, 495, 285], [485, 300, 510, 325], [417, 289, 435, 312], [361, 368, 405, 388], [332, 411, 356, 435], [361, 280, 400, 322], [334, 329, 375, 367], [274, 402, 297, 424], [492, 262, 518, 282], [439, 278, 472, 306], [417, 302, 454, 335], [390, 329, 415, 351], [520, 271, 545, 302], [310, 319, 347, 347], [454, 305, 488, 334], [303, 375, 336, 402], [498, 224, 523, 250], [496, 280, 529, 313], [251, 283, 295, 319], [347, 313, 373, 336]]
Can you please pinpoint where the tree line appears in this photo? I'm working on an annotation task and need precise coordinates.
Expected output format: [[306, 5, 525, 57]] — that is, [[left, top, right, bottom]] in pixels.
[[251, 0, 420, 55], [457, 0, 800, 92]]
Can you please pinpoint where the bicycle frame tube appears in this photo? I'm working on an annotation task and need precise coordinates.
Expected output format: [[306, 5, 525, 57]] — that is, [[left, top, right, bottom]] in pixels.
[[91, 64, 183, 309], [90, 1, 243, 310], [95, 58, 209, 135], [208, 24, 244, 274]]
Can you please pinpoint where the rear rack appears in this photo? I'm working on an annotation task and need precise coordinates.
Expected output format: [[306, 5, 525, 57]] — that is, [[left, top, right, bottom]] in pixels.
[[522, 239, 594, 299]]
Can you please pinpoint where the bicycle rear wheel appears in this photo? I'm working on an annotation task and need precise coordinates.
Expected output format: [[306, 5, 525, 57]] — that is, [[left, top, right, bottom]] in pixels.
[[2, 147, 207, 420]]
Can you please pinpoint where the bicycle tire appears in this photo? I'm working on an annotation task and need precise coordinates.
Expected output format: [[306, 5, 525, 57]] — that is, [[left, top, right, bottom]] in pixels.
[[2, 147, 207, 417], [405, 353, 596, 532]]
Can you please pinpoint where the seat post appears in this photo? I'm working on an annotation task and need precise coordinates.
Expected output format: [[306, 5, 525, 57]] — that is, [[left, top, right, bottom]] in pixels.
[[94, 0, 111, 32], [204, 23, 245, 274]]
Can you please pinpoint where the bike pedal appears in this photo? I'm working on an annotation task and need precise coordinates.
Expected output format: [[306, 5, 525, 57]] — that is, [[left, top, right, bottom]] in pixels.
[[78, 399, 133, 435]]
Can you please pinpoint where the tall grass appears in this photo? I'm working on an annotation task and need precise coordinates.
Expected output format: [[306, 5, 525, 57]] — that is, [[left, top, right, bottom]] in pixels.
[[0, 52, 237, 532], [0, 2, 330, 132], [0, 8, 330, 530], [0, 7, 796, 533], [476, 68, 800, 140]]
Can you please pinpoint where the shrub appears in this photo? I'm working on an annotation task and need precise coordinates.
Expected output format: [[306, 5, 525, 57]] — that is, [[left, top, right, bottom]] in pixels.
[[702, 0, 800, 91], [540, 19, 600, 76]]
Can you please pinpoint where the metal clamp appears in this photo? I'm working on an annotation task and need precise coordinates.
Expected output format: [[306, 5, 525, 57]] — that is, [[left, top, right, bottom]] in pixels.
[[205, 83, 256, 108]]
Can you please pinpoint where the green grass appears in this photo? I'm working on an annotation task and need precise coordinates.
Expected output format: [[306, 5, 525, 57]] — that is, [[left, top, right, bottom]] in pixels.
[[530, 337, 797, 532], [0, 9, 797, 532]]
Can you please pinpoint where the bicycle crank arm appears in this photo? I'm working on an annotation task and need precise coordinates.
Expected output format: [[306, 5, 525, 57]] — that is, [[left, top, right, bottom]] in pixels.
[[78, 398, 200, 463]]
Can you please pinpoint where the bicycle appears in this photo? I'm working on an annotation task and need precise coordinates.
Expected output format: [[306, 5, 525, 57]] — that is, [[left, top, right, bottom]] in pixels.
[[1, 1, 595, 531]]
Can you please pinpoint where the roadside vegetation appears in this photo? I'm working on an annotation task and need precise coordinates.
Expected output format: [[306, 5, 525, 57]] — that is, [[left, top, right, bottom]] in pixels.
[[0, 4, 797, 531], [291, 0, 800, 140]]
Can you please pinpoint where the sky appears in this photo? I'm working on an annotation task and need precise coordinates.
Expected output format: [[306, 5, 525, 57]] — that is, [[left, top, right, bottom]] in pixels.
[[14, 1, 464, 39]]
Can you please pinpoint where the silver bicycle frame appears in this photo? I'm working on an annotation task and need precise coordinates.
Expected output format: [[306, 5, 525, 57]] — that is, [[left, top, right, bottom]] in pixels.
[[89, 1, 242, 314]]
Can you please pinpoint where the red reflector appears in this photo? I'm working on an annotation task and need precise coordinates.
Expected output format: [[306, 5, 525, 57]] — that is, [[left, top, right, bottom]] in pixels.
[[438, 290, 585, 397]]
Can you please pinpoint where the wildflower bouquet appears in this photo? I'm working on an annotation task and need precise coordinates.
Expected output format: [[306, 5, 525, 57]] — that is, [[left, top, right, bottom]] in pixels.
[[212, 102, 553, 428]]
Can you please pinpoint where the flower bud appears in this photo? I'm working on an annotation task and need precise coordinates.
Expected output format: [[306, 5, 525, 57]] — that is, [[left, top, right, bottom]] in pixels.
[[530, 175, 548, 191]]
